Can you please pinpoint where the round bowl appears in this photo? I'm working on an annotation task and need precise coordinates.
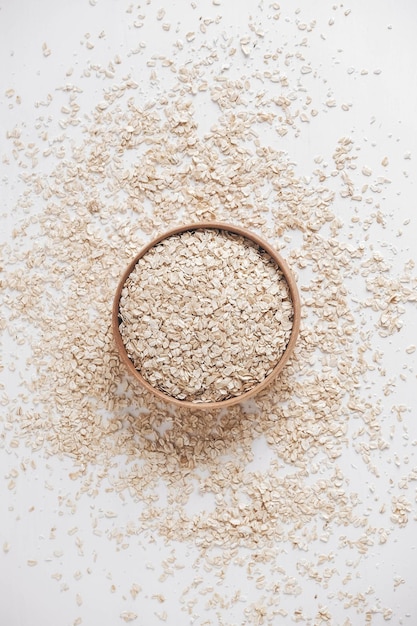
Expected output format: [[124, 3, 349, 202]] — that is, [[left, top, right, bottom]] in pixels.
[[112, 222, 301, 409]]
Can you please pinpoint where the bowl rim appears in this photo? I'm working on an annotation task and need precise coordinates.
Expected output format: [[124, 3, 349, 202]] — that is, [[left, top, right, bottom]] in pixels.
[[112, 221, 301, 409]]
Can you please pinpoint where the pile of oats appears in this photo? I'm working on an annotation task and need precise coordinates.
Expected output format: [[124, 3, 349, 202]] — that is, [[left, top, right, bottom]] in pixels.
[[2, 2, 417, 624], [118, 229, 294, 402]]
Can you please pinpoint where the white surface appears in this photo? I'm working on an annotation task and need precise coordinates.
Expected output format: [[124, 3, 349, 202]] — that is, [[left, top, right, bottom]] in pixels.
[[1, 1, 417, 625]]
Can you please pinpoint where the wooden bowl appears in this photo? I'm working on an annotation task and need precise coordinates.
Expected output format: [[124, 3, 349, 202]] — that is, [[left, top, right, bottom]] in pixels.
[[112, 222, 301, 409]]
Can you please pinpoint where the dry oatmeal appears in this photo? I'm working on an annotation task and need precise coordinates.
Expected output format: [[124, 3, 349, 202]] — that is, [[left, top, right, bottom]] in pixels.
[[118, 229, 294, 402], [1, 2, 417, 624]]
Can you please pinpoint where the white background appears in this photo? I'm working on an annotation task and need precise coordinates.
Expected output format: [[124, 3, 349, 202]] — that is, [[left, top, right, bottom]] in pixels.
[[1, 1, 417, 625]]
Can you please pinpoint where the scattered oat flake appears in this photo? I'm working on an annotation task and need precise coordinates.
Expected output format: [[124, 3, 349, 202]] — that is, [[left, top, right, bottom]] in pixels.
[[120, 612, 138, 622], [42, 42, 51, 57], [240, 36, 252, 56], [130, 583, 142, 599]]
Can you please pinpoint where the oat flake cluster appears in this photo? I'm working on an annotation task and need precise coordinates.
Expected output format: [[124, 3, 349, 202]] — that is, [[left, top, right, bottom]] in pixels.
[[119, 229, 293, 402]]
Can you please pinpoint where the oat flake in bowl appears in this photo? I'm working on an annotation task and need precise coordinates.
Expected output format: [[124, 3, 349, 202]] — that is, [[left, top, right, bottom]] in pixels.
[[113, 223, 300, 408]]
